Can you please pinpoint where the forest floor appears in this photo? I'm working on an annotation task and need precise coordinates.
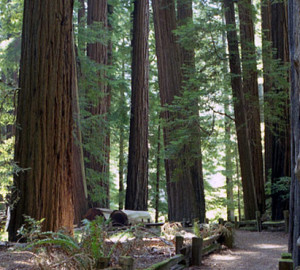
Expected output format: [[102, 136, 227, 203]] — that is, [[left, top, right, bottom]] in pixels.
[[0, 229, 288, 269], [193, 230, 288, 270]]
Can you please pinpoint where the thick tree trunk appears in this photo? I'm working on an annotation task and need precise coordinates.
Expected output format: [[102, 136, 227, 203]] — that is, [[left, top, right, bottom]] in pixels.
[[269, 0, 290, 221], [153, 0, 205, 222], [222, 11, 234, 221], [288, 0, 300, 265], [177, 0, 206, 223], [238, 0, 265, 215], [85, 0, 110, 208], [224, 0, 258, 220], [8, 0, 76, 241], [125, 0, 149, 211]]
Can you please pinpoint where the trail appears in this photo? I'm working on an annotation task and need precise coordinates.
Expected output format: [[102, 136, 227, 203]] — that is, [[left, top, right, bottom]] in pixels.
[[194, 230, 288, 270]]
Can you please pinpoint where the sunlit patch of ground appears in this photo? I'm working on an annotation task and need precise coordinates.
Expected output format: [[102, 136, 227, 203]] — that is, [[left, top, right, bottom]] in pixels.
[[193, 230, 288, 270]]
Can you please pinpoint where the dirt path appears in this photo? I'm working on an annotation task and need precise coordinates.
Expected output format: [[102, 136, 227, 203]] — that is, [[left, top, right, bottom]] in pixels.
[[194, 230, 288, 270]]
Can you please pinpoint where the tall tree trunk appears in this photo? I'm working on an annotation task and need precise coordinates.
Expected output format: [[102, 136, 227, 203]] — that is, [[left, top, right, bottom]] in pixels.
[[155, 125, 161, 223], [224, 0, 258, 220], [78, 0, 85, 53], [119, 57, 126, 211], [261, 0, 272, 186], [177, 0, 206, 223], [72, 48, 88, 225], [222, 10, 234, 221], [238, 0, 265, 214], [125, 0, 149, 211], [8, 0, 76, 241], [288, 0, 300, 265], [119, 122, 124, 210], [269, 0, 290, 221], [225, 105, 234, 221], [85, 0, 110, 208], [153, 0, 205, 222]]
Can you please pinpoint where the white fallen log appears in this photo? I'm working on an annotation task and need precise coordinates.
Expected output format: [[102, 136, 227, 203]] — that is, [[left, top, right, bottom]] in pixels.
[[98, 208, 152, 225]]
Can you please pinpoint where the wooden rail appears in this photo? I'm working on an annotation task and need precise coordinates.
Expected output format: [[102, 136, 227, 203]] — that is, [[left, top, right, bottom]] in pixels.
[[235, 210, 289, 233], [144, 233, 225, 270]]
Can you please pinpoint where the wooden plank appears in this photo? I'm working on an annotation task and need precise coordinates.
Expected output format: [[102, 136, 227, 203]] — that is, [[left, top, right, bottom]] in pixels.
[[145, 222, 165, 227], [262, 221, 285, 226], [238, 220, 257, 226], [202, 243, 221, 256], [279, 259, 293, 270], [145, 254, 185, 270], [192, 237, 203, 266], [203, 234, 220, 247], [284, 210, 289, 233], [176, 236, 184, 254], [256, 211, 262, 232]]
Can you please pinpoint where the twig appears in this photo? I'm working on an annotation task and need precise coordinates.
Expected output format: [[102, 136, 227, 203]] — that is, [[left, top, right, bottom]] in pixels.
[[138, 227, 173, 246], [208, 105, 235, 122]]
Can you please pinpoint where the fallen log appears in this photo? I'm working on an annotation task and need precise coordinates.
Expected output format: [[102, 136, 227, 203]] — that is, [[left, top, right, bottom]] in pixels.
[[110, 210, 129, 226], [82, 208, 105, 221], [99, 208, 152, 225]]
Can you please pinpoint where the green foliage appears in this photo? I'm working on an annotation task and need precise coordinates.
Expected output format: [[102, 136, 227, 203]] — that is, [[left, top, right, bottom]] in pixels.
[[23, 216, 139, 269], [17, 215, 45, 242], [265, 175, 291, 204], [81, 216, 109, 260], [0, 85, 17, 198]]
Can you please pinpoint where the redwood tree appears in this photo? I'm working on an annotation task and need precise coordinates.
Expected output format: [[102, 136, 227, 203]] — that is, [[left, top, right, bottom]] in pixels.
[[268, 0, 290, 221], [238, 0, 265, 214], [8, 0, 77, 240], [288, 0, 300, 265], [224, 0, 258, 220], [85, 0, 110, 208], [125, 0, 149, 210], [153, 0, 205, 222]]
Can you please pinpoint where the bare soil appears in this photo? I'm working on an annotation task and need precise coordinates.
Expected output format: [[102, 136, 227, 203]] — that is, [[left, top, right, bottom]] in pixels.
[[0, 229, 288, 269], [193, 230, 288, 270]]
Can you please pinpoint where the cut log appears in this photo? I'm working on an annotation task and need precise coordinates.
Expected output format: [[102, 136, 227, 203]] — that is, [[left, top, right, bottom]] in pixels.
[[83, 208, 105, 221], [99, 208, 152, 225], [110, 210, 129, 226], [122, 210, 152, 224]]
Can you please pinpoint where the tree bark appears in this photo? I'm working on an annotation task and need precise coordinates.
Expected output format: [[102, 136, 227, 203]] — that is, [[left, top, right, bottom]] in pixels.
[[269, 0, 290, 221], [119, 57, 126, 211], [288, 0, 300, 265], [261, 0, 272, 183], [85, 0, 110, 208], [155, 125, 161, 223], [125, 0, 149, 211], [8, 0, 76, 241], [152, 0, 205, 222], [224, 0, 258, 220], [72, 50, 88, 225], [238, 0, 265, 214]]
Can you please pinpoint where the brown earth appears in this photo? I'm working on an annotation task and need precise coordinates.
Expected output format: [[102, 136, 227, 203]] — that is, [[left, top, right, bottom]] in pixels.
[[0, 229, 288, 269], [194, 230, 288, 270]]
